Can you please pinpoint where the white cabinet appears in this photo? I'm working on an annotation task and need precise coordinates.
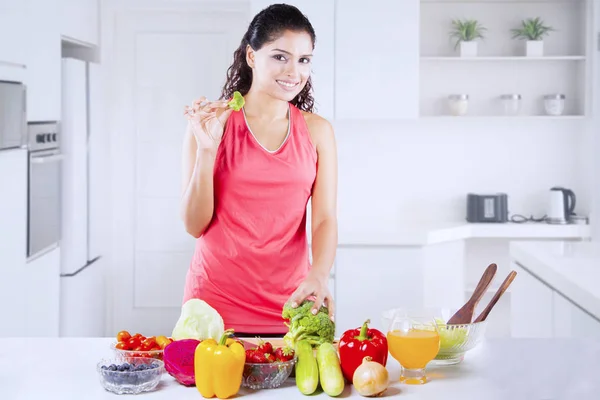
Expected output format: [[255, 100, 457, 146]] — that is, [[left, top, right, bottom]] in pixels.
[[0, 149, 28, 338], [335, 248, 422, 336], [333, 243, 464, 337], [553, 290, 600, 339], [59, 0, 99, 46], [25, 3, 62, 121], [0, 1, 27, 67], [249, 1, 335, 121], [25, 248, 61, 337], [510, 262, 600, 339], [334, 0, 419, 120]]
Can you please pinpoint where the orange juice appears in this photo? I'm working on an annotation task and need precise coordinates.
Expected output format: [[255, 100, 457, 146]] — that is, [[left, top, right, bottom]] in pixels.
[[387, 329, 440, 369]]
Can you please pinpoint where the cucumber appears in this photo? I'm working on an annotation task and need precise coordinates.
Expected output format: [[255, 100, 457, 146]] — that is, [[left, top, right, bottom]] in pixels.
[[295, 340, 319, 395], [316, 343, 345, 397]]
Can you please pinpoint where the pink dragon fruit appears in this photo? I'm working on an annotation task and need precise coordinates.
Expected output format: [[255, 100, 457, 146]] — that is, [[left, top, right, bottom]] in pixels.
[[163, 339, 200, 386]]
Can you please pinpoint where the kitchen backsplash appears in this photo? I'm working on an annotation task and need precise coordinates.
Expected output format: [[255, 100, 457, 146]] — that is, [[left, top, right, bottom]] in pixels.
[[334, 118, 591, 229]]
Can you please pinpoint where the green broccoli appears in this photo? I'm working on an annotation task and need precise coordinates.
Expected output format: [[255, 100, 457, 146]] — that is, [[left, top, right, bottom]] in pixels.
[[227, 91, 245, 111], [282, 300, 335, 349]]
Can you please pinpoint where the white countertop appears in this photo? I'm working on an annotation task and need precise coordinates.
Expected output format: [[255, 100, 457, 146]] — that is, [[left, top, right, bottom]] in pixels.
[[510, 240, 600, 321], [336, 221, 590, 246], [2, 337, 600, 399]]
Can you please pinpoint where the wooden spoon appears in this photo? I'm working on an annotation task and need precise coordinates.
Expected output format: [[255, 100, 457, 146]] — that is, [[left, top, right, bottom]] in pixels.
[[473, 270, 518, 323], [447, 263, 498, 325]]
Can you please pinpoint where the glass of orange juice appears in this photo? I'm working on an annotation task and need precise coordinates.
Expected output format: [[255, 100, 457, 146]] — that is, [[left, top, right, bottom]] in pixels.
[[386, 311, 440, 385]]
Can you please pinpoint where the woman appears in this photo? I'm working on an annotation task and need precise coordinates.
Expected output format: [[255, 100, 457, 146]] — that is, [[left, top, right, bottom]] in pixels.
[[180, 4, 337, 337]]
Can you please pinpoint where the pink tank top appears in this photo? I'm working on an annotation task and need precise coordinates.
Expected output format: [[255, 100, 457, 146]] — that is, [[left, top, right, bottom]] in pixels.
[[183, 103, 317, 334]]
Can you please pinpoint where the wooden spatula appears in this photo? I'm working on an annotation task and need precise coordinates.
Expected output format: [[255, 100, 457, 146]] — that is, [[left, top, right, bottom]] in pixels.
[[447, 263, 497, 325], [473, 270, 517, 323]]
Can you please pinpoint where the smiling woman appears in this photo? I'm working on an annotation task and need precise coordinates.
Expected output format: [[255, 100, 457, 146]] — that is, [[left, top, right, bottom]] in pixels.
[[179, 4, 338, 336]]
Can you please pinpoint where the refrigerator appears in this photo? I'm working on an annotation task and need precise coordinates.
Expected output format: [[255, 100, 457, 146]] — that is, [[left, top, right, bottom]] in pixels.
[[60, 57, 106, 337]]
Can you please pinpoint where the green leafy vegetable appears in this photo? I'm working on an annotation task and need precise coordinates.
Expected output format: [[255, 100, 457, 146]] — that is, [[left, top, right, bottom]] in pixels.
[[227, 91, 245, 111], [282, 300, 335, 350], [435, 318, 468, 349], [171, 299, 224, 341]]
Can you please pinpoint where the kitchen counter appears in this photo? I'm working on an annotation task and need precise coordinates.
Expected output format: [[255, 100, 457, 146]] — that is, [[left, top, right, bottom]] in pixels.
[[510, 240, 600, 321], [2, 337, 600, 399], [335, 221, 590, 246]]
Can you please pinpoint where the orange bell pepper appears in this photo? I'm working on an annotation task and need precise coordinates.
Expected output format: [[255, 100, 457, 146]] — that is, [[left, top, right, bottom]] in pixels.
[[195, 329, 245, 399]]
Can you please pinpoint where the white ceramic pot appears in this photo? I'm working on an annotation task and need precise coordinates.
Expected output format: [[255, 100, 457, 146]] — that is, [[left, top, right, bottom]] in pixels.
[[460, 41, 478, 57], [526, 40, 544, 57]]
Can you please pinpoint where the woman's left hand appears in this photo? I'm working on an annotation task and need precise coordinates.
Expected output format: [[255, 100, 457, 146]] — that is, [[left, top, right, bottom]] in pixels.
[[287, 272, 335, 321]]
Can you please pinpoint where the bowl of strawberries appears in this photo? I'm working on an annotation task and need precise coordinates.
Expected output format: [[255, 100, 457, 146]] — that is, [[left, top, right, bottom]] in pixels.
[[242, 339, 296, 390]]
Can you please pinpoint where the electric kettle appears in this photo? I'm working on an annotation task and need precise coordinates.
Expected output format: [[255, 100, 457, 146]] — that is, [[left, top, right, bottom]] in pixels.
[[546, 187, 576, 224]]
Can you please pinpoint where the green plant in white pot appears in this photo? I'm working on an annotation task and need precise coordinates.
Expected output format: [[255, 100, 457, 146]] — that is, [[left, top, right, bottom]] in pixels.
[[511, 17, 555, 57], [450, 19, 486, 57]]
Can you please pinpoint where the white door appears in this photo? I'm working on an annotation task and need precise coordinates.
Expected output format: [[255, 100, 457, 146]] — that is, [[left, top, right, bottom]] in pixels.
[[107, 3, 249, 335]]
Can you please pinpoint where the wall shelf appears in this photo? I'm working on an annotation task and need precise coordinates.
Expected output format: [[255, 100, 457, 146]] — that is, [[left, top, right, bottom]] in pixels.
[[421, 56, 586, 61], [419, 0, 591, 118]]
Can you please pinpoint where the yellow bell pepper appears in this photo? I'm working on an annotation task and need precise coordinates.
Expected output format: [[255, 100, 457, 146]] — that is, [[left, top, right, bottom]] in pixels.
[[195, 329, 245, 399]]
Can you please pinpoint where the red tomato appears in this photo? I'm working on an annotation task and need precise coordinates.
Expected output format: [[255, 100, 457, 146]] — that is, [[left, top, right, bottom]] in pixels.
[[142, 337, 157, 349], [115, 342, 128, 350], [127, 337, 142, 349], [116, 330, 131, 343]]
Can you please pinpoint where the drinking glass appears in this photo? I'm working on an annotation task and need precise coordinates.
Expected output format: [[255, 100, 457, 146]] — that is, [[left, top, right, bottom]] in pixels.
[[386, 311, 440, 384]]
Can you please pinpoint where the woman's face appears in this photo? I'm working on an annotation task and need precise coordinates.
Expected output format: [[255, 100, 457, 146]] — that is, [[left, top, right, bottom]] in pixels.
[[247, 30, 313, 102]]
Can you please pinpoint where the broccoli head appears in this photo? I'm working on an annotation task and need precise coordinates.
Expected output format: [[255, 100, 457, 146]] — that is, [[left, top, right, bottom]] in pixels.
[[282, 300, 335, 349]]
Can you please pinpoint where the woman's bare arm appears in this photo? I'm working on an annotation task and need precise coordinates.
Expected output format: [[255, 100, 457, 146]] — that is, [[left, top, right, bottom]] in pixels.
[[180, 124, 217, 238]]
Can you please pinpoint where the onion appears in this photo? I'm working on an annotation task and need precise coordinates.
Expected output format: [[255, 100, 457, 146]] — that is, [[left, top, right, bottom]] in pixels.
[[352, 356, 389, 397]]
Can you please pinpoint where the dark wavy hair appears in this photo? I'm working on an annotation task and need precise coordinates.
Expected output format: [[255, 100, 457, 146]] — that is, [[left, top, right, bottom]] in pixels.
[[220, 4, 316, 113]]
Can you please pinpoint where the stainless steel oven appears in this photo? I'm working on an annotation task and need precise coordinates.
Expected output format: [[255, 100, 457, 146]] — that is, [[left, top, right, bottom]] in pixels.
[[27, 121, 62, 260]]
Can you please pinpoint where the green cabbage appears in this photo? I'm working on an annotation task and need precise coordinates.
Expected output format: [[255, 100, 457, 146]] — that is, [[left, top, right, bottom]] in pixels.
[[435, 318, 468, 350], [171, 299, 224, 341], [227, 91, 245, 111]]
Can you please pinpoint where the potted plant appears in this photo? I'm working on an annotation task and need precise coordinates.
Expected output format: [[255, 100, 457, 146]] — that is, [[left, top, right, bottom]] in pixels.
[[511, 17, 555, 57], [449, 19, 486, 57]]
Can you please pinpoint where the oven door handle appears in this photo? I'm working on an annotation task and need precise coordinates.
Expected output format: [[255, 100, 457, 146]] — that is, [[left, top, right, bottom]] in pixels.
[[30, 154, 64, 164]]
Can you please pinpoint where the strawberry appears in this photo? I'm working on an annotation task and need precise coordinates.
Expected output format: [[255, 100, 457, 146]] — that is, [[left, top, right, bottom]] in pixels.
[[255, 338, 273, 354], [245, 349, 257, 363], [274, 346, 295, 362], [264, 353, 276, 363], [248, 351, 271, 364]]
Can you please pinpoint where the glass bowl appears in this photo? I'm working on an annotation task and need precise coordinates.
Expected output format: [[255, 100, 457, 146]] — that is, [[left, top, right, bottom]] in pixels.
[[242, 358, 296, 389], [432, 320, 487, 365], [381, 307, 488, 365], [110, 342, 164, 361], [97, 357, 164, 395]]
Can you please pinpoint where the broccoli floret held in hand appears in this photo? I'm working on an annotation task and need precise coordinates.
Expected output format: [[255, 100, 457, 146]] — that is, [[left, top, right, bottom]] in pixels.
[[227, 91, 245, 111], [282, 300, 335, 350]]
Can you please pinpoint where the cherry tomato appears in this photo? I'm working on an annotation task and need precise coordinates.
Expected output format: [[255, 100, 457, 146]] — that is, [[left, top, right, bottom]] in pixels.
[[115, 342, 128, 350], [127, 337, 141, 349], [116, 330, 131, 343], [156, 336, 170, 349], [142, 337, 157, 349]]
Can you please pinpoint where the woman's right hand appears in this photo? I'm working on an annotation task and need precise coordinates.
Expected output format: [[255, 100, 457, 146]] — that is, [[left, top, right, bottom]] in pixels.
[[184, 96, 233, 150]]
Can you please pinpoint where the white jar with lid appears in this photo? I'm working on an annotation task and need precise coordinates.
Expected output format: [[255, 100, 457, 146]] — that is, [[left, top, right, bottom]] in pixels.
[[544, 94, 566, 116], [448, 94, 469, 116], [500, 94, 521, 116]]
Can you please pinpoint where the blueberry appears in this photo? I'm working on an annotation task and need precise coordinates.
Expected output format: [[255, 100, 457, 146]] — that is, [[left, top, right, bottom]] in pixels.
[[122, 363, 131, 370], [117, 365, 125, 372], [101, 365, 107, 370], [138, 364, 147, 370], [150, 362, 158, 369], [108, 364, 117, 371]]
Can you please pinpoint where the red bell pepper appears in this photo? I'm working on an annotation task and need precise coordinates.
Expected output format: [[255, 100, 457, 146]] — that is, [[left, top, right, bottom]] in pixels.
[[338, 319, 388, 382]]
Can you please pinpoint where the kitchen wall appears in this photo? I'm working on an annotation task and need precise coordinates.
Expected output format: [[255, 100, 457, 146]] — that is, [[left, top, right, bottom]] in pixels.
[[335, 118, 591, 231]]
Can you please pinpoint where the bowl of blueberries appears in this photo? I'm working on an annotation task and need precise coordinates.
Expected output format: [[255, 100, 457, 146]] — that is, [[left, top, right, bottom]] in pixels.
[[97, 357, 164, 395]]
